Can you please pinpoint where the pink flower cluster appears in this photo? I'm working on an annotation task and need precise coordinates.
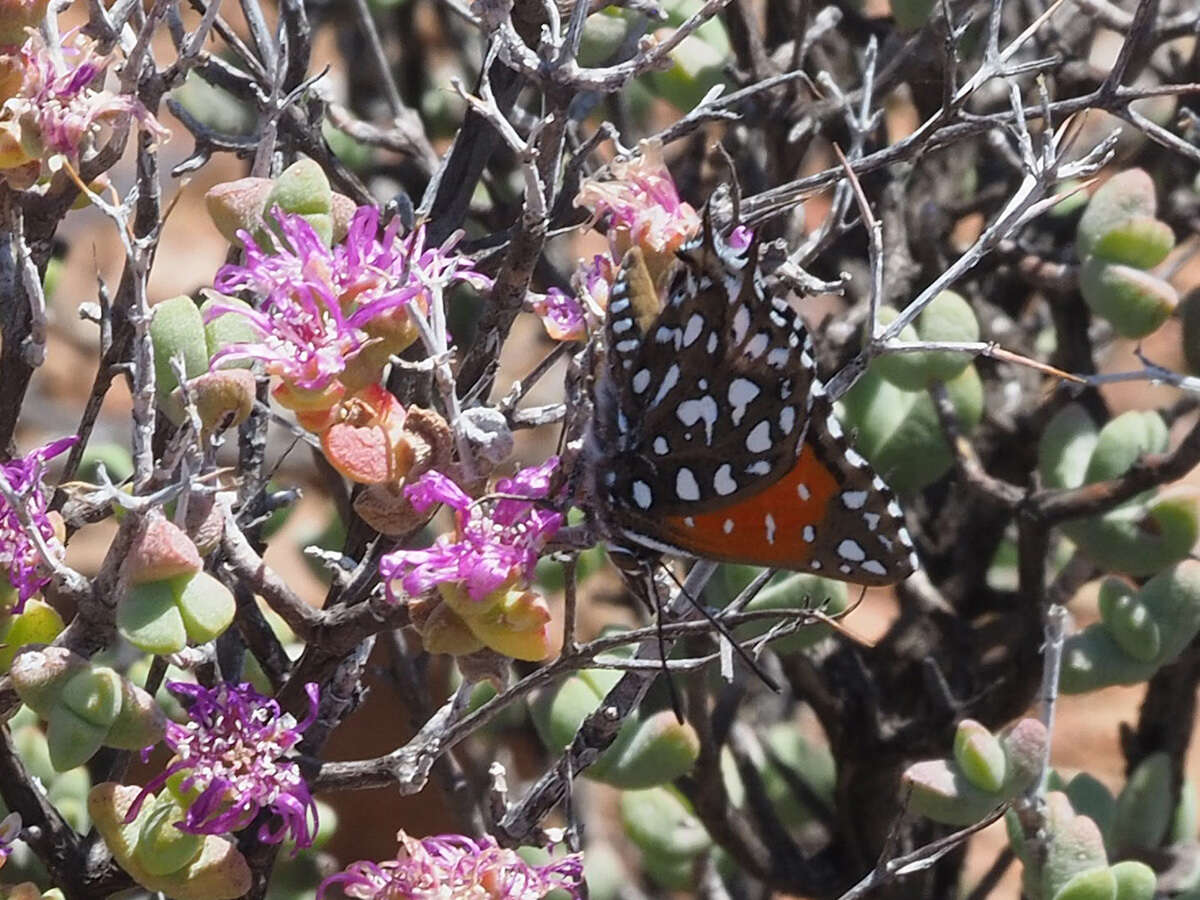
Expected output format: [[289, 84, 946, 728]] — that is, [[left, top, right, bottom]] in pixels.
[[210, 206, 490, 392], [129, 681, 320, 848], [536, 140, 751, 342], [318, 831, 585, 900], [380, 458, 562, 604], [0, 31, 166, 187], [0, 436, 74, 611]]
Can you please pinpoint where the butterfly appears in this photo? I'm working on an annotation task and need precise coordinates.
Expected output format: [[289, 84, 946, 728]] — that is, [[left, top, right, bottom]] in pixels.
[[580, 216, 919, 587]]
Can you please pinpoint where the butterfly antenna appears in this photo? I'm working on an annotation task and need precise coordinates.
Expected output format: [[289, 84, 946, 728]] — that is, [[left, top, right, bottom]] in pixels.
[[659, 561, 781, 693]]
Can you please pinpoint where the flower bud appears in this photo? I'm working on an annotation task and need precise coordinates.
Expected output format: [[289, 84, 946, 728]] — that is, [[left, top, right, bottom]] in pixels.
[[409, 594, 484, 657]]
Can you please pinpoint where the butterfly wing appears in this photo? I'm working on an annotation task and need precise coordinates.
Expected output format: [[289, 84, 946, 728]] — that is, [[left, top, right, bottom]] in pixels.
[[595, 227, 917, 586]]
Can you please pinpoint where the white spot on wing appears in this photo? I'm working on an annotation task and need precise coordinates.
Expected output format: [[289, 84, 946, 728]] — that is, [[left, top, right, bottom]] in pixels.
[[653, 436, 669, 455], [767, 347, 789, 369], [732, 305, 750, 344], [612, 318, 634, 334], [765, 513, 777, 544], [797, 483, 811, 501], [745, 332, 769, 358], [723, 518, 735, 534], [803, 525, 815, 542], [651, 364, 680, 407], [707, 332, 719, 354], [677, 396, 720, 444], [747, 460, 771, 475], [863, 560, 887, 576], [838, 539, 866, 561], [745, 420, 771, 453], [842, 491, 868, 509], [728, 378, 760, 427], [779, 407, 795, 434], [864, 512, 880, 531], [682, 313, 704, 348], [714, 464, 737, 496], [633, 481, 652, 509], [676, 467, 700, 501], [632, 369, 651, 394], [616, 339, 639, 353]]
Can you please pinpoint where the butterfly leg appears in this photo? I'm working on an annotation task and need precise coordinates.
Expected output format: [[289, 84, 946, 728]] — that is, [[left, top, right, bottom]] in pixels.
[[607, 543, 685, 722]]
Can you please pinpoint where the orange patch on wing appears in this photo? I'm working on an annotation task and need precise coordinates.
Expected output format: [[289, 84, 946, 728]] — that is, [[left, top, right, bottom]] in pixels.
[[662, 442, 839, 566]]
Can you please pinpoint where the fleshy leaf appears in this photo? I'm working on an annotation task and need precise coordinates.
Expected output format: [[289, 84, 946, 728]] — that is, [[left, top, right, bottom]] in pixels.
[[1077, 169, 1158, 259], [0, 598, 64, 672], [174, 571, 236, 645], [88, 783, 252, 900], [874, 292, 980, 390], [1079, 257, 1178, 339], [954, 719, 1007, 793], [150, 296, 211, 425], [118, 579, 188, 655], [1112, 752, 1173, 851]]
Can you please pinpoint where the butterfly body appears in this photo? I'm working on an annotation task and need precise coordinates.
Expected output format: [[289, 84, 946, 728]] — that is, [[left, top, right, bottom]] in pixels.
[[581, 220, 918, 586]]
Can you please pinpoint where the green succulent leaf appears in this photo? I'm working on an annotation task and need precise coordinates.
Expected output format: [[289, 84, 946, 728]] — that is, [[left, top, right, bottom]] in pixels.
[[1062, 561, 1200, 692], [0, 599, 65, 673], [1089, 215, 1175, 269], [174, 571, 236, 644], [150, 296, 211, 424], [874, 292, 980, 390], [1077, 169, 1158, 260], [45, 705, 108, 771], [89, 783, 252, 900], [119, 579, 188, 655], [1065, 773, 1117, 848], [135, 796, 205, 877], [263, 159, 334, 246], [1112, 752, 1173, 851], [954, 719, 1007, 794], [1079, 256, 1178, 339], [838, 362, 983, 493], [1110, 860, 1157, 900], [1051, 867, 1117, 900]]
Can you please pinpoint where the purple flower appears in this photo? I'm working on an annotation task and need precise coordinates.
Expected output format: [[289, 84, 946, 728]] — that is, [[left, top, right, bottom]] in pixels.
[[380, 459, 563, 604], [318, 831, 585, 900], [0, 812, 21, 869], [129, 681, 319, 848], [575, 138, 700, 256], [1, 31, 166, 180], [531, 288, 586, 341], [209, 206, 490, 391], [0, 436, 75, 611]]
